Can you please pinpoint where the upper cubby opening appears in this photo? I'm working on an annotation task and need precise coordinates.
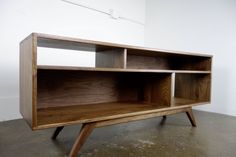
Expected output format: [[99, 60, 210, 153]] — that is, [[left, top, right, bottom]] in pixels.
[[36, 35, 126, 68], [35, 33, 212, 71], [37, 36, 119, 52], [126, 48, 212, 71]]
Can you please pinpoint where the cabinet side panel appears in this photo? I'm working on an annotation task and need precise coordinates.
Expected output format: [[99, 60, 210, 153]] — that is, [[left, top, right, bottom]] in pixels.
[[20, 34, 37, 128], [96, 49, 126, 68]]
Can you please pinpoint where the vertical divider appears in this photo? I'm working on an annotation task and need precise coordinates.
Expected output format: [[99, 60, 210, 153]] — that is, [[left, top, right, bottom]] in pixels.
[[171, 73, 176, 106], [96, 48, 126, 69], [124, 49, 127, 69]]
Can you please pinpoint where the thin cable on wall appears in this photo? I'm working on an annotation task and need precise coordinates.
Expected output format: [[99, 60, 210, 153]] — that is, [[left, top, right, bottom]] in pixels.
[[61, 0, 145, 26]]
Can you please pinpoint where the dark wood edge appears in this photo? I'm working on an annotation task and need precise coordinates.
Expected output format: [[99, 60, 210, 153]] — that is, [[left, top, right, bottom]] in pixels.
[[32, 32, 212, 57], [32, 33, 38, 128], [51, 126, 64, 139], [186, 108, 197, 127]]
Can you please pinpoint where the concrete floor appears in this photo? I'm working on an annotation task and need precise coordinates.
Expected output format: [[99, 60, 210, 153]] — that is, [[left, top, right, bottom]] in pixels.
[[0, 110, 236, 157]]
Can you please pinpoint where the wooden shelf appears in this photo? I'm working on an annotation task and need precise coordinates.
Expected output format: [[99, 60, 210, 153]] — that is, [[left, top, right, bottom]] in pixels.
[[37, 98, 208, 129], [37, 102, 164, 128], [37, 65, 211, 74], [173, 97, 209, 106]]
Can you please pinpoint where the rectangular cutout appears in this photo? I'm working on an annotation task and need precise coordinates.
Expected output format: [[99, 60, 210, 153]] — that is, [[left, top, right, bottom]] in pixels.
[[37, 47, 95, 67], [174, 73, 211, 103], [37, 70, 172, 108], [37, 70, 172, 126], [37, 37, 125, 69], [126, 49, 211, 71]]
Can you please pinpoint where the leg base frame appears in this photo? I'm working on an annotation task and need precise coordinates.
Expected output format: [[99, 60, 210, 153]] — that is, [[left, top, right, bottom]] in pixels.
[[51, 107, 196, 157]]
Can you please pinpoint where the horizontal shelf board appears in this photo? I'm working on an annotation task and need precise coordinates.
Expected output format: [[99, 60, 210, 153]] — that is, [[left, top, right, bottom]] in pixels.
[[36, 98, 209, 129], [173, 98, 209, 106], [33, 33, 212, 57], [37, 65, 211, 74], [174, 70, 211, 74]]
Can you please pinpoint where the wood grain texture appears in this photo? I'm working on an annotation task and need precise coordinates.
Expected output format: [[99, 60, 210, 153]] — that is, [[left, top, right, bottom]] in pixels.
[[175, 74, 211, 101], [37, 102, 164, 128], [36, 98, 207, 129], [20, 33, 37, 128], [127, 53, 212, 71], [37, 70, 120, 108], [96, 48, 126, 68], [127, 54, 171, 69], [143, 74, 171, 106]]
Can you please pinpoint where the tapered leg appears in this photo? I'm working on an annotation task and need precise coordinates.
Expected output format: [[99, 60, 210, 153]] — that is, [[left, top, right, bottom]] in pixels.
[[52, 126, 64, 139], [69, 123, 96, 157], [186, 108, 196, 127]]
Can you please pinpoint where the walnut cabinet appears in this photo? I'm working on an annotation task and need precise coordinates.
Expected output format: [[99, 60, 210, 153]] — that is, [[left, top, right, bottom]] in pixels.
[[20, 33, 212, 157]]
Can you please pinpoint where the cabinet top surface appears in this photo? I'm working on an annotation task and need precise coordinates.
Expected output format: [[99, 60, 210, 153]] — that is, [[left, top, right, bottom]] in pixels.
[[23, 33, 213, 58]]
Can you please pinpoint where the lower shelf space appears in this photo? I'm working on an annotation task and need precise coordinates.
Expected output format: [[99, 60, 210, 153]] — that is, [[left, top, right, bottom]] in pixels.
[[173, 97, 208, 106], [37, 98, 209, 129]]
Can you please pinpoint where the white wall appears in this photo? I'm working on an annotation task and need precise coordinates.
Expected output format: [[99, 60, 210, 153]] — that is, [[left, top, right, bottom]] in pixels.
[[0, 0, 145, 121], [1, 0, 236, 121], [145, 0, 236, 116]]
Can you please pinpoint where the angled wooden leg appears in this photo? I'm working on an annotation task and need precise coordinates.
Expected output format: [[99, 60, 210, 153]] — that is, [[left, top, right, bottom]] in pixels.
[[69, 123, 96, 157], [186, 108, 196, 127], [52, 126, 64, 139]]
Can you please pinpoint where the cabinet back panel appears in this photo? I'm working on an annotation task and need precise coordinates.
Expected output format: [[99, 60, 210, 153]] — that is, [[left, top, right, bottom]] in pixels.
[[127, 54, 171, 69], [172, 57, 211, 71], [127, 53, 211, 71]]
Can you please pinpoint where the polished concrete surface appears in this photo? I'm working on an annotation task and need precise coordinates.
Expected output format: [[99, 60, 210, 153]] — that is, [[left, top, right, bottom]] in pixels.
[[0, 110, 236, 157]]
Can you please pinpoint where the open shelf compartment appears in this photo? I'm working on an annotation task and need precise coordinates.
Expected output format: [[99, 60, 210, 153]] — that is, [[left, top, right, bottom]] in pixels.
[[36, 70, 172, 127], [37, 35, 126, 69], [126, 48, 212, 71], [174, 73, 211, 106]]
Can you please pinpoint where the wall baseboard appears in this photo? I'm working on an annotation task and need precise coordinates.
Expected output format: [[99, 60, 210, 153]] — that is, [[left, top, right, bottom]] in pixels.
[[194, 104, 236, 117], [0, 96, 22, 122]]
